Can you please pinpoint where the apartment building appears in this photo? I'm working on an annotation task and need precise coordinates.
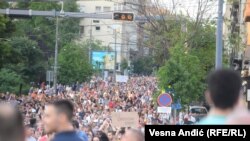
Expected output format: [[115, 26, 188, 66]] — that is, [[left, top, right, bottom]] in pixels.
[[77, 0, 138, 69], [223, 0, 246, 69]]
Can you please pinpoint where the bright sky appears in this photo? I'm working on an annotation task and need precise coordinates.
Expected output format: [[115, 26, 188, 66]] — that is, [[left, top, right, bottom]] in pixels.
[[156, 0, 226, 20]]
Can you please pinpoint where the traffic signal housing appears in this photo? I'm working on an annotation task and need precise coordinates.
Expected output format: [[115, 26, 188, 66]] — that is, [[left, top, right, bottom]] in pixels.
[[113, 12, 134, 21]]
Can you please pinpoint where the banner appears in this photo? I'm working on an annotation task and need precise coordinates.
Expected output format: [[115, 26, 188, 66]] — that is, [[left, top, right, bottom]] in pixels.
[[116, 75, 129, 83], [157, 107, 171, 114], [111, 112, 139, 128], [92, 51, 115, 70]]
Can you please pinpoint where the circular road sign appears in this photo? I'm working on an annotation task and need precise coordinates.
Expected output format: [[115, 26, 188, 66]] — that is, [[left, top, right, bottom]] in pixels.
[[157, 93, 172, 107]]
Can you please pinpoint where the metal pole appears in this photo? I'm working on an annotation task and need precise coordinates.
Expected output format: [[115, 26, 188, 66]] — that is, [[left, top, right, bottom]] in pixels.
[[114, 30, 117, 82], [215, 0, 224, 69], [54, 16, 59, 94], [89, 20, 92, 63], [49, 71, 51, 87]]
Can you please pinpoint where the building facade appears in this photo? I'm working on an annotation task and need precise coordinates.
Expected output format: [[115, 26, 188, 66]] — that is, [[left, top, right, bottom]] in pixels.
[[77, 0, 138, 70], [223, 0, 246, 70]]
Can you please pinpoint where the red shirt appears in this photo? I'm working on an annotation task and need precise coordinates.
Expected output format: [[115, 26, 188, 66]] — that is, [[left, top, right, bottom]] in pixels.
[[39, 135, 48, 141], [109, 101, 115, 109]]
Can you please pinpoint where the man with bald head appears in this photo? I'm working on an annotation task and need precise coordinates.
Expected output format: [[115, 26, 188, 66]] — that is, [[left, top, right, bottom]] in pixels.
[[0, 103, 25, 141], [121, 129, 144, 141]]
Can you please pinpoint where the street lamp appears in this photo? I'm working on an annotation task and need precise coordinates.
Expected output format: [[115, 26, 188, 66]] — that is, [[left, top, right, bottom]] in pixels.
[[107, 25, 120, 82], [53, 1, 64, 94]]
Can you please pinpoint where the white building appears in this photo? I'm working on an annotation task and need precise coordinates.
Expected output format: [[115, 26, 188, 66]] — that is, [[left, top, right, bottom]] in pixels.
[[77, 0, 138, 69]]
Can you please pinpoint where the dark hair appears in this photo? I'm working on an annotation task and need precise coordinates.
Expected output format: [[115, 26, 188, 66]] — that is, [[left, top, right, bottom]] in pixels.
[[72, 120, 79, 129], [96, 131, 109, 141], [52, 100, 74, 120], [0, 105, 25, 141], [207, 69, 242, 109], [108, 131, 115, 135]]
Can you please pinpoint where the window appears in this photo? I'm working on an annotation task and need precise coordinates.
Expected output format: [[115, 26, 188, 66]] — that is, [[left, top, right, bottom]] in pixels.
[[93, 20, 100, 23], [95, 6, 101, 12], [79, 5, 85, 13], [114, 4, 117, 11], [80, 26, 84, 36], [96, 26, 101, 31], [103, 6, 111, 12], [118, 4, 122, 11]]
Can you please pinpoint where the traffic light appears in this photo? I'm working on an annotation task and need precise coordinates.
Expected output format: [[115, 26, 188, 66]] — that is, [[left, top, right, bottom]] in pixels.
[[113, 12, 134, 21]]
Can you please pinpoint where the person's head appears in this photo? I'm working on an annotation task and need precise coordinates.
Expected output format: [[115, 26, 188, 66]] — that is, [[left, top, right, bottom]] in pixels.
[[206, 69, 242, 110], [107, 131, 115, 141], [72, 120, 80, 130], [43, 100, 74, 134], [121, 129, 144, 141], [0, 103, 25, 141], [88, 131, 94, 141], [25, 124, 35, 137], [96, 131, 109, 141], [93, 136, 100, 141]]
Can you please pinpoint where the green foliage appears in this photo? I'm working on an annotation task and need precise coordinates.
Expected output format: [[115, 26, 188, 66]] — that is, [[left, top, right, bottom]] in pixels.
[[7, 37, 46, 82], [58, 42, 93, 84], [158, 43, 206, 104], [132, 56, 154, 75], [120, 58, 128, 71], [0, 68, 23, 94]]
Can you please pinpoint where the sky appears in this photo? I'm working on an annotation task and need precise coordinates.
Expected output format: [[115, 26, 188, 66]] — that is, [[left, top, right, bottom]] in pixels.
[[156, 0, 227, 20]]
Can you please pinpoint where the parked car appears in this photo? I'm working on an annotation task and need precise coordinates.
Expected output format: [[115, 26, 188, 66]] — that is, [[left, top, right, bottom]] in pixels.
[[189, 106, 208, 122]]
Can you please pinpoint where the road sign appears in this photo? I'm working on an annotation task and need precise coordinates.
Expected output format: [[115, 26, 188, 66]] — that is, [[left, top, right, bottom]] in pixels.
[[157, 107, 171, 114], [46, 71, 54, 82], [157, 93, 172, 107], [171, 103, 182, 110]]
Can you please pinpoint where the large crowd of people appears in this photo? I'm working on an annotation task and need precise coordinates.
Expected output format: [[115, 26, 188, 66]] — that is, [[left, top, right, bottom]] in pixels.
[[0, 69, 250, 141], [0, 76, 159, 141]]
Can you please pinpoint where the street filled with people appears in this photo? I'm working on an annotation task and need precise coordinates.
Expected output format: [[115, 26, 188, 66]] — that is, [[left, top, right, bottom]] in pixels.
[[0, 76, 160, 141], [1, 69, 250, 141]]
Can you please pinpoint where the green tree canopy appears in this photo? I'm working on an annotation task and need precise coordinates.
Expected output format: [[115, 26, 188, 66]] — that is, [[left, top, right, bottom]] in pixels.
[[0, 68, 23, 94], [58, 42, 92, 84], [158, 43, 206, 104]]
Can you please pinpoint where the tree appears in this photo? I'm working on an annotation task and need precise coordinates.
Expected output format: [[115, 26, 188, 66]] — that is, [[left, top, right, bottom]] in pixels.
[[0, 68, 24, 94], [58, 42, 92, 84], [120, 58, 128, 72], [7, 37, 46, 82], [158, 43, 206, 104], [132, 56, 154, 75]]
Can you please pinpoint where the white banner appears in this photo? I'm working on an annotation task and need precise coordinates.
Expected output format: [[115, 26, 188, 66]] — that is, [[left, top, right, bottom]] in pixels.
[[157, 107, 172, 114], [116, 75, 129, 83]]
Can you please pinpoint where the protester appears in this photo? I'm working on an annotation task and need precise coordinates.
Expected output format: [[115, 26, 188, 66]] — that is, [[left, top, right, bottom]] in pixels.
[[0, 103, 25, 141], [198, 69, 242, 124], [72, 120, 88, 141], [43, 100, 83, 141], [107, 131, 115, 141], [26, 124, 37, 141], [121, 129, 144, 141]]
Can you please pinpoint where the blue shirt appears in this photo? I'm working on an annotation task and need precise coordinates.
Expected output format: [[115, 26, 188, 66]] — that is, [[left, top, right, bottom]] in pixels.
[[198, 115, 226, 125], [77, 131, 88, 141], [52, 131, 84, 141]]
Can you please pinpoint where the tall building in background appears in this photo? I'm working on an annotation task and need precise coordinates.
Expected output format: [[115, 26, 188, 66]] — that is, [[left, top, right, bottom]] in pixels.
[[223, 0, 245, 70], [77, 0, 138, 71]]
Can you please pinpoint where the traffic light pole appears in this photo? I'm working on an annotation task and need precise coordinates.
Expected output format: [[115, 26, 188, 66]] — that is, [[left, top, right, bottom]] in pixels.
[[215, 0, 224, 69], [114, 30, 117, 82], [54, 16, 59, 94], [89, 20, 93, 63]]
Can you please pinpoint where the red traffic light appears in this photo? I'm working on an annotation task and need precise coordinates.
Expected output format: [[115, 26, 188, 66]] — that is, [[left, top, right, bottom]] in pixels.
[[113, 12, 134, 21]]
